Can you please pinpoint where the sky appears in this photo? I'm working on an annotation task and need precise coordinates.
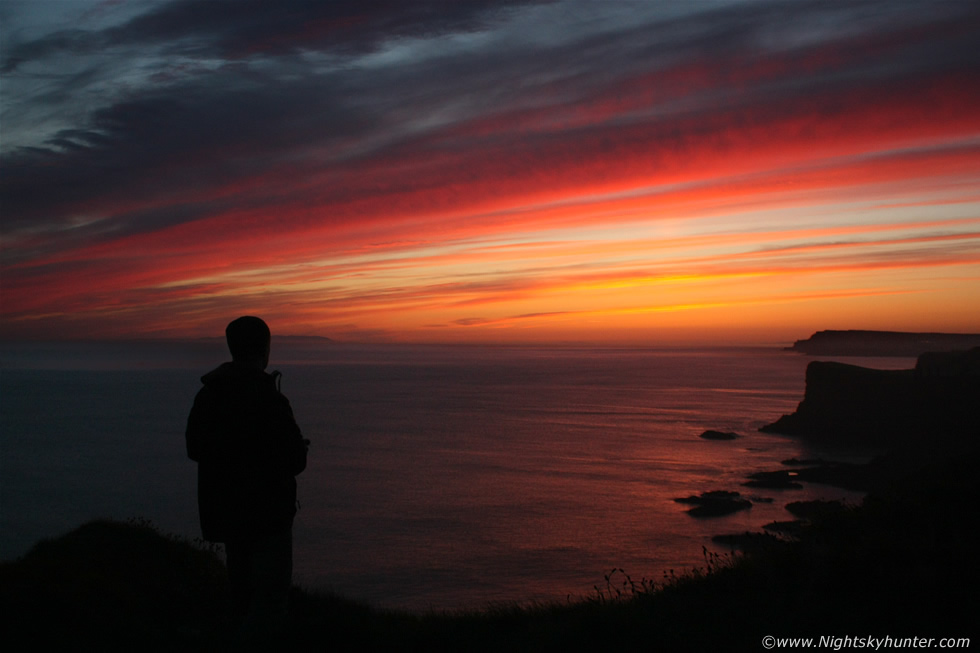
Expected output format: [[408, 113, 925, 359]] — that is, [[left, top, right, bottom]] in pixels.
[[2, 0, 979, 345]]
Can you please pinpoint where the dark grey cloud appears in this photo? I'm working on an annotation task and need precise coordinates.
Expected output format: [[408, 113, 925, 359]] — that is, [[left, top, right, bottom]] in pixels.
[[2, 63, 369, 230], [1, 1, 558, 241], [3, 0, 979, 257], [2, 0, 547, 72], [127, 0, 545, 55]]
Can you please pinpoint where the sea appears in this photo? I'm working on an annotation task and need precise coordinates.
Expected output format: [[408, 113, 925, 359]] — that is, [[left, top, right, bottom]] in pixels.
[[0, 340, 916, 612]]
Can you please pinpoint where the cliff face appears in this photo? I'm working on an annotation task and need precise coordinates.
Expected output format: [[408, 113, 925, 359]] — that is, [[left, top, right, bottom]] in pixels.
[[762, 348, 980, 445]]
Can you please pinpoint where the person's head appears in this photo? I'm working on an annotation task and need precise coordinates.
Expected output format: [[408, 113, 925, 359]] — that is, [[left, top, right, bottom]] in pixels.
[[226, 316, 271, 369]]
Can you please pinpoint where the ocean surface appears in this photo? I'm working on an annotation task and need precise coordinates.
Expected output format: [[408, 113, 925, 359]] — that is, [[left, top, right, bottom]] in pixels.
[[0, 341, 915, 611]]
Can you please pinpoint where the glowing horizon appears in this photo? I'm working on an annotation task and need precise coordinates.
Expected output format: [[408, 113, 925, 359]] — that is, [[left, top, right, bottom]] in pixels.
[[2, 1, 979, 345]]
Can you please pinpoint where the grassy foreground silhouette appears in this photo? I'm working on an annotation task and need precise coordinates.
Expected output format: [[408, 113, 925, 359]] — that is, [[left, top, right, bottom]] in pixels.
[[2, 451, 976, 652]]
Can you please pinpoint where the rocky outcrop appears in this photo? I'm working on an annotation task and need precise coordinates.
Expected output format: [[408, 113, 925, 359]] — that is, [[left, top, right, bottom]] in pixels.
[[699, 430, 739, 440], [788, 330, 980, 357], [916, 347, 980, 378], [743, 470, 803, 489], [761, 348, 979, 445], [675, 490, 753, 517], [760, 362, 916, 443], [785, 500, 848, 520]]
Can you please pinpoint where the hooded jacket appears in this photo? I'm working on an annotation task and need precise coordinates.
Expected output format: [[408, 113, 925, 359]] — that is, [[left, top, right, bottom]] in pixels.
[[186, 362, 308, 542]]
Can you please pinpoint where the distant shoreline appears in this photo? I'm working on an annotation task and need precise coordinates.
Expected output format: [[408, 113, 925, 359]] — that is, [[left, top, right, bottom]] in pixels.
[[787, 330, 980, 357]]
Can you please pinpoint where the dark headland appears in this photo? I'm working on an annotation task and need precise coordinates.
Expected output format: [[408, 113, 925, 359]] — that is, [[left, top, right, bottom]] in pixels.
[[788, 329, 980, 357], [762, 346, 979, 445]]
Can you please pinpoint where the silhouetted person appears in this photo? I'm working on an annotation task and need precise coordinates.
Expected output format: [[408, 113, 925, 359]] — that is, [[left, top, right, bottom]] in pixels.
[[186, 316, 309, 635]]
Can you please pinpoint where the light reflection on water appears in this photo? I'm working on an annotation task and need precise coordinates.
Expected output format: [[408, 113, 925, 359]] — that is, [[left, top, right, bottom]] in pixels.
[[1, 342, 907, 611]]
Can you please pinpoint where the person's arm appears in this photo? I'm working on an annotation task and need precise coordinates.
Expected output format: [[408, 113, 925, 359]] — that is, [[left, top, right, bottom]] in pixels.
[[277, 394, 309, 476], [261, 374, 308, 476], [186, 387, 218, 462]]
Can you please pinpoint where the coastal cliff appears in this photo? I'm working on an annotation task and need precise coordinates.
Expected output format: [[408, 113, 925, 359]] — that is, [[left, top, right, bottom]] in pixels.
[[788, 330, 980, 357], [762, 347, 980, 444]]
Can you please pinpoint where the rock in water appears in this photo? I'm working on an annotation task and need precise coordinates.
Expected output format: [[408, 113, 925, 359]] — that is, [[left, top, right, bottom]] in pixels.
[[699, 430, 739, 440], [675, 490, 753, 517]]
